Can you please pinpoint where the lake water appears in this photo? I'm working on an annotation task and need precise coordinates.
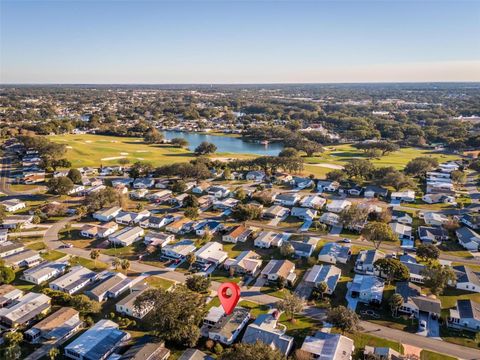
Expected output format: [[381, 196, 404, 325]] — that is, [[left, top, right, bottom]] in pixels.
[[161, 130, 284, 156]]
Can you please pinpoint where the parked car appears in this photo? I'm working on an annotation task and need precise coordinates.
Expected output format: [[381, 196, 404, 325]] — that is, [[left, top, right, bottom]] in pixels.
[[339, 238, 351, 243], [419, 320, 427, 330]]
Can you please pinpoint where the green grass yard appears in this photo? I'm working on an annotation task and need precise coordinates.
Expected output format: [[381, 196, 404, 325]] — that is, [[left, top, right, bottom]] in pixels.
[[145, 276, 175, 290], [420, 350, 458, 360], [41, 250, 67, 261]]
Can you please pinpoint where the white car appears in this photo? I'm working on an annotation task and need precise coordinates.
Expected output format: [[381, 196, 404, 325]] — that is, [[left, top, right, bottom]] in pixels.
[[419, 320, 427, 330]]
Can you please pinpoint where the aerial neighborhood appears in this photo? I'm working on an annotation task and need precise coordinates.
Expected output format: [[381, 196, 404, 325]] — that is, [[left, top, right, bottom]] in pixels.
[[0, 85, 479, 360]]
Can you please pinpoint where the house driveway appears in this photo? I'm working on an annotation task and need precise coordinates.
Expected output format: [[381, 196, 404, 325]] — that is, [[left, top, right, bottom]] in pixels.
[[329, 225, 343, 236], [418, 312, 440, 339]]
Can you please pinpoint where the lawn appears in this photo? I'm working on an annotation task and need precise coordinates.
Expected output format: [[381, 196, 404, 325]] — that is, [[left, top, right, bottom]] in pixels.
[[438, 288, 480, 309], [145, 276, 175, 290], [332, 329, 404, 356], [279, 313, 321, 346], [304, 144, 460, 171], [48, 133, 195, 168], [41, 250, 67, 261], [48, 133, 257, 168], [25, 241, 47, 251], [420, 350, 458, 360], [69, 255, 109, 270]]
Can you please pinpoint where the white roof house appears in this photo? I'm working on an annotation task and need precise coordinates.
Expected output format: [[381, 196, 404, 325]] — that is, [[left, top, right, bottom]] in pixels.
[[301, 332, 354, 360], [350, 274, 385, 304], [0, 292, 51, 328], [49, 266, 97, 295], [64, 319, 130, 360], [21, 261, 68, 285], [24, 307, 81, 344], [391, 190, 415, 202], [326, 199, 351, 213], [116, 285, 153, 319], [299, 195, 326, 209], [93, 206, 122, 222], [144, 231, 174, 248], [195, 241, 228, 266], [0, 199, 26, 212], [304, 264, 342, 294], [108, 226, 145, 247], [423, 212, 449, 226], [254, 231, 291, 249], [317, 242, 351, 264], [162, 240, 196, 259]]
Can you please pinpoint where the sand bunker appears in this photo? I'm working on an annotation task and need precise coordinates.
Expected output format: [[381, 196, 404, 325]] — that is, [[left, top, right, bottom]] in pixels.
[[120, 152, 129, 155], [308, 163, 344, 169], [101, 156, 126, 161], [136, 157, 145, 160], [66, 146, 73, 149], [136, 150, 149, 153]]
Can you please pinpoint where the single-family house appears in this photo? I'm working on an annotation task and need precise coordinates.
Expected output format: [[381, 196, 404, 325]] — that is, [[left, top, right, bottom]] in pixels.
[[418, 226, 449, 244], [80, 221, 119, 239], [454, 265, 480, 293], [0, 199, 26, 212], [423, 212, 449, 226], [116, 285, 153, 319], [304, 264, 341, 294], [274, 193, 301, 207], [204, 306, 250, 345], [24, 307, 81, 344], [0, 285, 22, 308], [213, 198, 239, 210], [456, 227, 480, 250], [290, 238, 318, 258], [64, 319, 130, 360], [119, 339, 170, 360], [290, 207, 317, 221], [422, 193, 456, 205], [192, 182, 210, 194], [21, 261, 68, 285], [364, 185, 388, 199], [0, 242, 24, 258], [86, 273, 127, 302], [254, 231, 290, 248], [166, 217, 191, 234], [317, 242, 351, 264], [147, 189, 172, 203], [194, 220, 222, 236], [401, 260, 425, 284], [395, 282, 441, 318], [300, 331, 354, 360], [390, 190, 415, 202], [448, 299, 480, 331], [299, 195, 326, 209], [461, 214, 480, 230], [133, 178, 155, 189], [0, 229, 7, 243], [109, 226, 145, 247], [246, 171, 265, 181], [93, 206, 122, 222], [390, 222, 413, 241], [129, 188, 149, 200], [49, 266, 97, 295], [1, 215, 33, 229], [194, 241, 228, 267], [355, 250, 385, 274], [242, 312, 294, 356], [317, 180, 340, 193], [326, 199, 351, 213], [350, 275, 385, 304], [224, 251, 262, 276], [68, 184, 85, 196], [0, 292, 51, 328], [291, 177, 314, 190], [222, 225, 252, 244], [2, 249, 42, 268], [207, 185, 230, 199], [391, 210, 413, 225], [115, 210, 151, 226], [162, 240, 196, 259], [140, 214, 175, 230], [261, 260, 296, 283], [178, 349, 213, 360], [319, 212, 340, 226], [263, 205, 290, 219], [144, 231, 174, 248]]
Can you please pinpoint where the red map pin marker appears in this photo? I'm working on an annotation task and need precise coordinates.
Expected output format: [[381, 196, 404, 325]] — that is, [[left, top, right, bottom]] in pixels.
[[218, 282, 241, 315]]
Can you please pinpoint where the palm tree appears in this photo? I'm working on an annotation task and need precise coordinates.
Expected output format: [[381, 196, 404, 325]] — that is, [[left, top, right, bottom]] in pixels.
[[316, 281, 328, 300], [186, 253, 196, 269], [120, 259, 130, 274], [112, 257, 121, 271], [389, 293, 403, 317], [90, 249, 100, 269], [48, 347, 60, 360]]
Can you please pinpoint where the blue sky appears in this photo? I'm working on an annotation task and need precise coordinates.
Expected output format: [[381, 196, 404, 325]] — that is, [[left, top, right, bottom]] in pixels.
[[1, 0, 479, 83]]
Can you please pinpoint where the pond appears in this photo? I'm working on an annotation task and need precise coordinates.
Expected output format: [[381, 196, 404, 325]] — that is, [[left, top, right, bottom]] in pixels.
[[161, 130, 284, 156]]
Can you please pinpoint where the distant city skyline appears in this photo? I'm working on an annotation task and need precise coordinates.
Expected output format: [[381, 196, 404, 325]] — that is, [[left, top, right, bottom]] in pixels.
[[1, 0, 479, 84]]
